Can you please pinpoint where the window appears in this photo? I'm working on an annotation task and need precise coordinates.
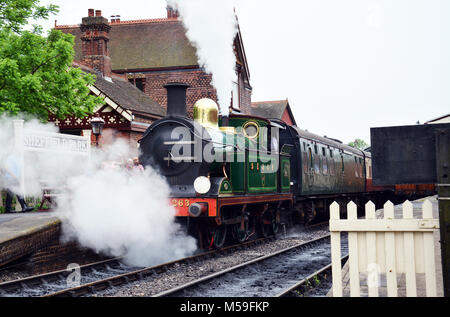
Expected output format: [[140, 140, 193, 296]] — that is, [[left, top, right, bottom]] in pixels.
[[323, 158, 328, 174], [303, 152, 308, 173], [330, 149, 333, 157], [314, 155, 320, 174], [243, 121, 259, 139], [322, 147, 326, 156], [309, 148, 313, 170], [360, 158, 363, 177], [131, 78, 146, 92], [314, 144, 318, 154]]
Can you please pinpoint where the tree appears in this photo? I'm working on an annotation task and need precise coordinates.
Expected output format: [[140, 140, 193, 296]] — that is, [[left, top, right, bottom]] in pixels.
[[348, 138, 369, 151], [0, 0, 103, 121]]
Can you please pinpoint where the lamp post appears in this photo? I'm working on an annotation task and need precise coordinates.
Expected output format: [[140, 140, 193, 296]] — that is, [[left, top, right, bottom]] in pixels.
[[90, 115, 105, 147]]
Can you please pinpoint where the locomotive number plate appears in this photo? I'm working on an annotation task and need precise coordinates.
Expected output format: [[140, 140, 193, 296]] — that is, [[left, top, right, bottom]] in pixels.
[[171, 199, 191, 208], [169, 198, 218, 217]]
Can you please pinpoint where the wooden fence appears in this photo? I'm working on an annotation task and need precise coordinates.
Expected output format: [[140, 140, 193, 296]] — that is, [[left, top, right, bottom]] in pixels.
[[329, 200, 440, 297]]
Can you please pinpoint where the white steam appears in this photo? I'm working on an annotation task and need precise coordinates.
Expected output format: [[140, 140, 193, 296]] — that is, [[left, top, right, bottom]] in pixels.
[[167, 0, 238, 115], [0, 116, 197, 266]]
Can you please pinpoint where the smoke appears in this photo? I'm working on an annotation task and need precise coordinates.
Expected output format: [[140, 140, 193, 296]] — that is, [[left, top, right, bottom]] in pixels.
[[167, 0, 238, 115], [57, 139, 197, 266], [0, 116, 197, 266]]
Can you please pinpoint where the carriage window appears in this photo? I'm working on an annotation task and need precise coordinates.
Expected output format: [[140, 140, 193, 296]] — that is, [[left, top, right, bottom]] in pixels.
[[330, 149, 333, 157], [322, 147, 326, 156], [303, 152, 308, 173], [341, 156, 344, 172], [303, 142, 306, 151], [323, 158, 328, 174], [309, 148, 313, 169], [314, 155, 320, 174], [314, 144, 318, 154]]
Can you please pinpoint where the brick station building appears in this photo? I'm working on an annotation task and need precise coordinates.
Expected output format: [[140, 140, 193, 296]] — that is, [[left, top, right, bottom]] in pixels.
[[49, 61, 165, 149], [54, 7, 253, 127]]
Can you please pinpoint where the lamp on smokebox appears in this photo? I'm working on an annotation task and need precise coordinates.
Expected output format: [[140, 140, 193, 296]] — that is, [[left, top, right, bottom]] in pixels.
[[90, 115, 105, 146]]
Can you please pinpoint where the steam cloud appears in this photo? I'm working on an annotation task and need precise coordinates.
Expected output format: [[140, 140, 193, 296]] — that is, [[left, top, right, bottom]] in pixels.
[[167, 0, 238, 115], [0, 116, 197, 266]]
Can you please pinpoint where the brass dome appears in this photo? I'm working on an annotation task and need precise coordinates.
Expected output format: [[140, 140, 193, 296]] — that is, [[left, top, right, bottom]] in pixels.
[[193, 98, 219, 129]]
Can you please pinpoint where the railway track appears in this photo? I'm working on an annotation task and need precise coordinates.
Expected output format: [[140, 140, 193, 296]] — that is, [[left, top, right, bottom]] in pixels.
[[0, 257, 131, 297], [276, 255, 349, 297], [153, 234, 347, 297], [0, 236, 276, 297]]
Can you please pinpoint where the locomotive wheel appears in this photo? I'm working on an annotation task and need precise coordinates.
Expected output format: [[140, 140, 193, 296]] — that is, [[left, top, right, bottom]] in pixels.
[[260, 210, 276, 238], [211, 226, 227, 249], [232, 217, 249, 243]]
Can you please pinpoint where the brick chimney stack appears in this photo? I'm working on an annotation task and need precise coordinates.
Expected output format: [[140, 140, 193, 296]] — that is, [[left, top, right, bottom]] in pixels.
[[110, 15, 121, 24], [167, 5, 179, 19], [80, 9, 112, 78]]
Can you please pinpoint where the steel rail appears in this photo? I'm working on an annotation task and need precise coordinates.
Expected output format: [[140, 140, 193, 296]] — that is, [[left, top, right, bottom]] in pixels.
[[0, 256, 123, 295], [153, 234, 331, 297], [275, 255, 349, 297]]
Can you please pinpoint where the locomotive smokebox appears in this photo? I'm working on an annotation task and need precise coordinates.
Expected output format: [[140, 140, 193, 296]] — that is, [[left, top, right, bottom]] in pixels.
[[164, 82, 190, 117]]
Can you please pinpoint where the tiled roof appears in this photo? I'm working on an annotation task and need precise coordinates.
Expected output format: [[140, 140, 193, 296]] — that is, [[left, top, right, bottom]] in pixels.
[[250, 100, 289, 120], [95, 76, 165, 116], [75, 62, 165, 117], [57, 18, 198, 71]]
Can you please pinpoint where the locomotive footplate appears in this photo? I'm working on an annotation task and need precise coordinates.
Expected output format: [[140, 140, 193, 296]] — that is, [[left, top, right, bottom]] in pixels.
[[170, 193, 293, 218]]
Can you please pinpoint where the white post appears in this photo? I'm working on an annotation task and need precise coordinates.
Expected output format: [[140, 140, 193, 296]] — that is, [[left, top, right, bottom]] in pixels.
[[384, 200, 398, 297], [402, 200, 417, 297], [347, 201, 360, 297], [82, 129, 92, 161], [13, 120, 25, 198], [422, 200, 437, 297], [330, 201, 343, 297], [365, 201, 379, 297]]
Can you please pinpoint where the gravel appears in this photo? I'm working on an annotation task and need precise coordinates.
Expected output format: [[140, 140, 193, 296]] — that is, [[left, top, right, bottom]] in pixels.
[[0, 268, 30, 284], [94, 224, 330, 297]]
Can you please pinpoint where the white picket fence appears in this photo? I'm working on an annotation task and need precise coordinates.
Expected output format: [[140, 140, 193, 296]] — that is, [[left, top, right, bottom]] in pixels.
[[329, 200, 440, 297]]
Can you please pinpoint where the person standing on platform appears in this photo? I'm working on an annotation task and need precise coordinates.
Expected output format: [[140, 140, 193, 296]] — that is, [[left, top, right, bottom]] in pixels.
[[2, 151, 33, 213], [132, 157, 144, 174]]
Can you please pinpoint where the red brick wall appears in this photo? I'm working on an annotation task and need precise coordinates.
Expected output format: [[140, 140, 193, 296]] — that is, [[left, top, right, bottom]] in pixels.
[[281, 109, 294, 126], [238, 72, 252, 115], [142, 69, 217, 118], [138, 68, 252, 118]]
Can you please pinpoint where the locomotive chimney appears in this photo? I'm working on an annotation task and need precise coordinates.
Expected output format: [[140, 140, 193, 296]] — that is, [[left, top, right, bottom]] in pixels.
[[164, 82, 190, 117]]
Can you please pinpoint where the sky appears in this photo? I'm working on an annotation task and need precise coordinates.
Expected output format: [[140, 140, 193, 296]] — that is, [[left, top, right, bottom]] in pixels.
[[33, 0, 450, 144]]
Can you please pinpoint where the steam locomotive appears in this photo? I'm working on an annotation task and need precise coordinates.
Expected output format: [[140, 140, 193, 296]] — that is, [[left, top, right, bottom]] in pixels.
[[139, 83, 394, 248]]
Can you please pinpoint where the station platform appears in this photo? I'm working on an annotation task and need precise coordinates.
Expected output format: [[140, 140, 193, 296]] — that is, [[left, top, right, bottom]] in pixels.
[[0, 212, 61, 267], [327, 196, 444, 297]]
